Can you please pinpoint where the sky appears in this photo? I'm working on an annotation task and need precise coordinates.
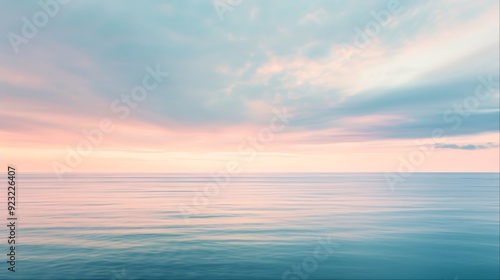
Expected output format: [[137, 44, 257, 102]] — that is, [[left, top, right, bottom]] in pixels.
[[0, 0, 499, 175]]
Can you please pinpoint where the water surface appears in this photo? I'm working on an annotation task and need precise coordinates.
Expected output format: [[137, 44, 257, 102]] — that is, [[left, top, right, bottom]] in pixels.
[[3, 173, 499, 279]]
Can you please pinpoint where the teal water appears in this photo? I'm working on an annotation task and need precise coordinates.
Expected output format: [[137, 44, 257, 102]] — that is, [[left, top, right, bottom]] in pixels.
[[2, 173, 499, 279]]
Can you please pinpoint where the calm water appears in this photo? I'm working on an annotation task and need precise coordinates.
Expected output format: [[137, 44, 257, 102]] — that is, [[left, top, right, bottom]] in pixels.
[[3, 173, 499, 280]]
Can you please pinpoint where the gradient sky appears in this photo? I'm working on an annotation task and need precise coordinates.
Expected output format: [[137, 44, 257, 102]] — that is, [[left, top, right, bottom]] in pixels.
[[0, 0, 499, 174]]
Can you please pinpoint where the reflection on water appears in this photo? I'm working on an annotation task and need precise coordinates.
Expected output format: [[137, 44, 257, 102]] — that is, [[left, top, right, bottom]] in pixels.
[[4, 173, 499, 279]]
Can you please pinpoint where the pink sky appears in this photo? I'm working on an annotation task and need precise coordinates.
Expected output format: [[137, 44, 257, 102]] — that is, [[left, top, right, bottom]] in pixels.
[[0, 0, 498, 175]]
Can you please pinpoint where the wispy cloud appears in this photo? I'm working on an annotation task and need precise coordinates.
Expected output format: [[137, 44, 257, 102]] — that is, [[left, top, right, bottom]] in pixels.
[[435, 142, 499, 150], [0, 0, 498, 172]]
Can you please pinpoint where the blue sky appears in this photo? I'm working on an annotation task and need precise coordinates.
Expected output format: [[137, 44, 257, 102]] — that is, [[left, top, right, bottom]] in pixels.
[[0, 0, 498, 173]]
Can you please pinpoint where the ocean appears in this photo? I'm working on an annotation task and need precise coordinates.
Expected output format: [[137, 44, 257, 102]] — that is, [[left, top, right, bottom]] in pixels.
[[3, 173, 499, 279]]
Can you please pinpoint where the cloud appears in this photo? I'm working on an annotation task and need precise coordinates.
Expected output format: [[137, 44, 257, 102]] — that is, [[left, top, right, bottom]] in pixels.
[[0, 0, 498, 172], [434, 142, 499, 150]]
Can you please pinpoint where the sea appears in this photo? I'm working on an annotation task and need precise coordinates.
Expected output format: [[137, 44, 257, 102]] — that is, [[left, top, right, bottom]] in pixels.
[[2, 173, 499, 279]]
